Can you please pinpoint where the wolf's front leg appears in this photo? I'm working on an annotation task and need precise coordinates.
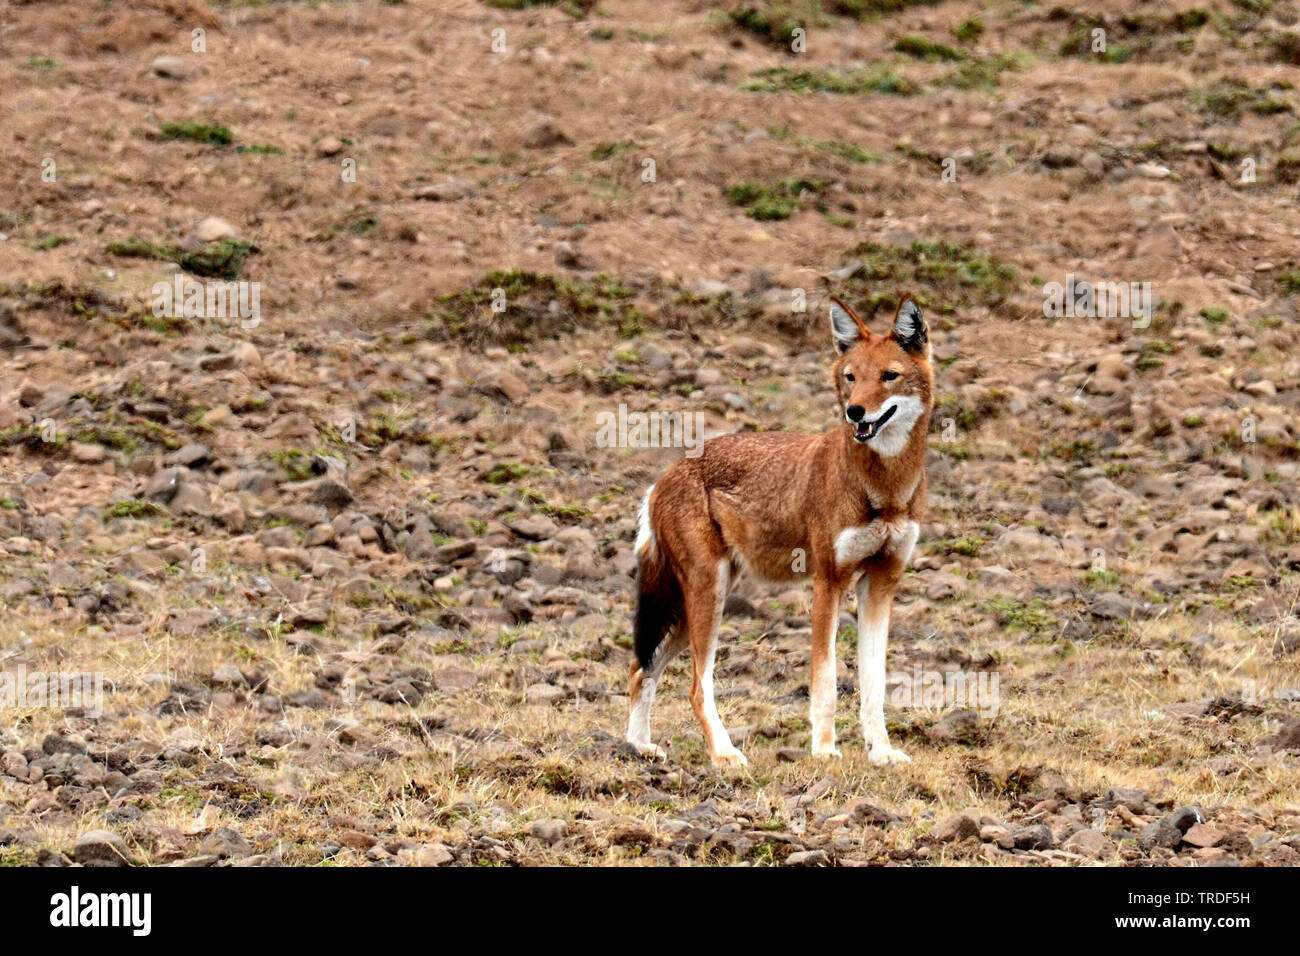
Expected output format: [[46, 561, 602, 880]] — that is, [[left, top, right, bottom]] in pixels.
[[856, 566, 910, 766], [809, 579, 843, 758]]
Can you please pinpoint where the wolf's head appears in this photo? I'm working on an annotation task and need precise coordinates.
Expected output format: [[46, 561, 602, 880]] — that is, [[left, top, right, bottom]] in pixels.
[[828, 295, 934, 457]]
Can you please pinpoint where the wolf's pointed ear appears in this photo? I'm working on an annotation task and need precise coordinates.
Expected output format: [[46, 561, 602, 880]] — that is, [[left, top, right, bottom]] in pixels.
[[829, 297, 868, 353], [892, 296, 928, 353]]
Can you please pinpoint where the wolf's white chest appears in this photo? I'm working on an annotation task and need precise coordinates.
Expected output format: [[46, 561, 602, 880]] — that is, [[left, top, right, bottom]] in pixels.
[[834, 519, 919, 568]]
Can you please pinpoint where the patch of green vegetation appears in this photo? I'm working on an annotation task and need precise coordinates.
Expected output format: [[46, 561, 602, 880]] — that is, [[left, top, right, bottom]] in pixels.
[[1052, 437, 1098, 461], [590, 140, 636, 161], [836, 239, 1019, 314], [727, 3, 820, 48], [948, 52, 1029, 90], [28, 56, 57, 69], [826, 0, 943, 16], [482, 0, 594, 15], [1276, 149, 1300, 184], [1198, 79, 1292, 119], [955, 18, 983, 42], [984, 597, 1054, 634], [742, 65, 915, 96], [27, 235, 72, 251], [1281, 271, 1300, 295], [893, 35, 967, 61], [1270, 29, 1300, 65], [237, 143, 284, 155], [815, 140, 881, 163], [105, 237, 259, 280], [483, 462, 533, 484], [104, 499, 163, 520], [268, 449, 314, 482], [1200, 306, 1229, 325], [1083, 568, 1120, 588], [1058, 15, 1149, 63], [160, 120, 233, 146], [725, 178, 824, 220], [72, 425, 135, 452], [1173, 9, 1211, 31], [589, 27, 614, 40], [771, 127, 882, 163], [360, 411, 432, 447], [942, 536, 984, 557], [431, 270, 642, 347], [1206, 142, 1251, 162]]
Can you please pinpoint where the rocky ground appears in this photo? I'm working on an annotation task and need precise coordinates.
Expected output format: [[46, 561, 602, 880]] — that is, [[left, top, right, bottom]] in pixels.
[[0, 0, 1299, 867]]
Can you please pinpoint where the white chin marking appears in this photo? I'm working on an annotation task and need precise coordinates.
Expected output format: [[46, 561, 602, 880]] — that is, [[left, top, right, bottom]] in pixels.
[[855, 396, 923, 457]]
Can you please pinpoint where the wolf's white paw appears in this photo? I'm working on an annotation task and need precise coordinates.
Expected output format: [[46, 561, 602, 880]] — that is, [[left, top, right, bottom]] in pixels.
[[631, 741, 667, 760], [811, 745, 843, 759], [712, 749, 750, 769], [868, 743, 912, 767]]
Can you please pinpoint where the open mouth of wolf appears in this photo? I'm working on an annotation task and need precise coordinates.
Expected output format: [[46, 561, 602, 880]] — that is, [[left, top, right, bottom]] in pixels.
[[851, 404, 897, 443]]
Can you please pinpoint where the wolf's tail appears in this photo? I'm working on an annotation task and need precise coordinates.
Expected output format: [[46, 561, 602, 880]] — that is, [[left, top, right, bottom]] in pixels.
[[633, 487, 682, 671]]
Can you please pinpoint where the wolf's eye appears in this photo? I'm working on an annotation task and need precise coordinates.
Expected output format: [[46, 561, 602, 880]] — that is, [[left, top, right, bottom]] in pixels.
[[844, 372, 855, 383], [882, 370, 900, 382]]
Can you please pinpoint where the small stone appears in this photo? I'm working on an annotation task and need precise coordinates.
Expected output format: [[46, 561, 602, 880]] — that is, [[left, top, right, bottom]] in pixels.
[[1107, 787, 1147, 813], [211, 664, 246, 687], [42, 734, 87, 757], [980, 824, 1015, 849], [311, 480, 353, 508], [1165, 806, 1204, 833], [553, 241, 581, 268], [1182, 823, 1225, 848], [198, 353, 236, 372], [412, 842, 454, 866], [510, 515, 557, 541], [316, 136, 345, 157], [195, 217, 237, 242], [414, 179, 476, 201], [530, 819, 568, 844], [785, 850, 831, 866], [339, 830, 378, 850], [1063, 828, 1113, 859], [69, 441, 106, 464], [931, 812, 980, 843], [74, 829, 131, 866], [2, 750, 28, 779], [493, 371, 530, 403], [166, 443, 210, 467], [144, 468, 182, 503], [523, 121, 571, 149], [1014, 824, 1055, 850], [150, 55, 189, 79], [200, 827, 253, 859], [1139, 820, 1182, 850]]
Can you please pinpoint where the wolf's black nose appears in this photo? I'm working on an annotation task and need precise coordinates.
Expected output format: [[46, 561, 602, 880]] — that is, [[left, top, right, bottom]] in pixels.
[[846, 405, 865, 422]]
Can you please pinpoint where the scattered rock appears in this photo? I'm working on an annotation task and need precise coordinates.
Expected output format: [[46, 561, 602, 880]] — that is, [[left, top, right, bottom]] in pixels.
[[931, 812, 980, 843], [73, 829, 131, 866]]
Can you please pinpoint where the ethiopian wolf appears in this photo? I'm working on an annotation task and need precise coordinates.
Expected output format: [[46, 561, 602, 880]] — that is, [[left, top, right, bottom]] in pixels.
[[627, 296, 933, 767]]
